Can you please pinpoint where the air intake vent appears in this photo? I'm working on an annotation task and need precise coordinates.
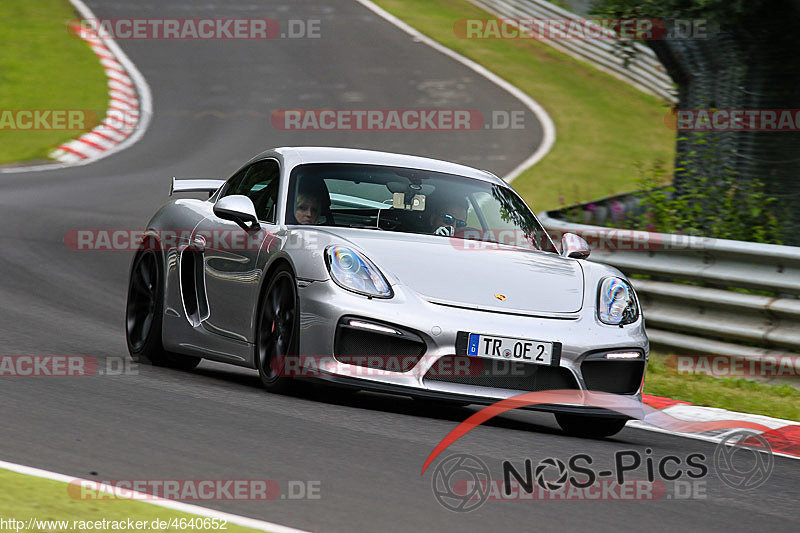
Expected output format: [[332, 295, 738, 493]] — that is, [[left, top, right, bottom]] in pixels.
[[334, 318, 426, 372], [423, 355, 578, 392], [581, 360, 645, 394]]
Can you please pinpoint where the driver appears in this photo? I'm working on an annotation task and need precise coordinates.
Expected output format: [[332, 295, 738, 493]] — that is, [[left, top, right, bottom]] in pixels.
[[294, 182, 328, 225], [428, 197, 468, 236]]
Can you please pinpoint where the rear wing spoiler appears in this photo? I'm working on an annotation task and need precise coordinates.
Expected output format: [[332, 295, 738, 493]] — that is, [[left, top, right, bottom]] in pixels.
[[170, 177, 225, 197]]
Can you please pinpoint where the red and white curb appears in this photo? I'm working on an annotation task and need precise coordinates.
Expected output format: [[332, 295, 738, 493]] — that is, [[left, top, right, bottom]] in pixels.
[[636, 394, 800, 460], [0, 459, 310, 533], [1, 0, 151, 174], [49, 21, 140, 163]]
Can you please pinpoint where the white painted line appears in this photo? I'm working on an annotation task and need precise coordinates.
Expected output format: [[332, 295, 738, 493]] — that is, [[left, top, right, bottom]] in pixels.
[[0, 459, 311, 533], [1, 0, 153, 174], [352, 0, 556, 183]]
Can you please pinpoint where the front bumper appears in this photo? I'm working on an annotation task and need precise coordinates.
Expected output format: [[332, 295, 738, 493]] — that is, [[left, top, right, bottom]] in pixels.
[[297, 279, 648, 416], [313, 372, 643, 418]]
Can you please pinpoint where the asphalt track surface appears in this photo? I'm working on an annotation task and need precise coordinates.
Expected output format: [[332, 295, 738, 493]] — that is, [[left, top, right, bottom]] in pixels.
[[0, 1, 798, 531]]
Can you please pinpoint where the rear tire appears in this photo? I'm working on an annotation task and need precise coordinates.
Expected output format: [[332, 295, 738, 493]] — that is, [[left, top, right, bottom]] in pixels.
[[125, 245, 201, 370], [555, 413, 628, 438], [255, 266, 299, 393]]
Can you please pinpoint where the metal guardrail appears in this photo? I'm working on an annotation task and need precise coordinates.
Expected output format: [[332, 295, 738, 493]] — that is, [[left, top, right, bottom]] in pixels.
[[538, 212, 800, 370], [467, 0, 676, 102]]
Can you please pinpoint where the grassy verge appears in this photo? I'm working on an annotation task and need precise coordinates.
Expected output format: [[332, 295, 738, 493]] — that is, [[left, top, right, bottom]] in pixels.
[[0, 468, 267, 533], [0, 0, 108, 164], [644, 352, 800, 422], [372, 0, 675, 210]]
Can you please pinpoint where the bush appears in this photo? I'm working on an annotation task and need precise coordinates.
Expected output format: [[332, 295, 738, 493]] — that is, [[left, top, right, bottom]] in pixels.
[[631, 159, 784, 244]]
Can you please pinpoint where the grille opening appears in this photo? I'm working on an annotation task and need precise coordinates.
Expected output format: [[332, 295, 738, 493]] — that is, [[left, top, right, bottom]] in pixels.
[[581, 360, 644, 394], [423, 355, 578, 392], [334, 323, 426, 372]]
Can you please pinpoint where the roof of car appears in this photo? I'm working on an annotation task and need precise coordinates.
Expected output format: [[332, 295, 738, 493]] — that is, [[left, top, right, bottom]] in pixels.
[[248, 146, 507, 186]]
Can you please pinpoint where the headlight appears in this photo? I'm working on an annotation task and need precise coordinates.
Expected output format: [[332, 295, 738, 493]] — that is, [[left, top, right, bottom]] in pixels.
[[325, 246, 392, 298], [597, 277, 639, 325]]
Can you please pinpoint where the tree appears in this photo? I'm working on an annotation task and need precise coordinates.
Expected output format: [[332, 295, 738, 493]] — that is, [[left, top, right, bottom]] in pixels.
[[592, 0, 800, 243]]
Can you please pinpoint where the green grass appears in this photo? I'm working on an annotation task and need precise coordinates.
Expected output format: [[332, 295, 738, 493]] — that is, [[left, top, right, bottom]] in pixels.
[[373, 0, 675, 210], [0, 0, 108, 164], [0, 468, 268, 533], [644, 352, 800, 422]]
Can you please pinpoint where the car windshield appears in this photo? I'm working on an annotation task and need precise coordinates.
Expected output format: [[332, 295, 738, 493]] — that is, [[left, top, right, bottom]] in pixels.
[[286, 163, 557, 253]]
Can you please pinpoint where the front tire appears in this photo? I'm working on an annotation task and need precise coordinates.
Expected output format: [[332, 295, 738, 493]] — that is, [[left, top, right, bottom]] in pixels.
[[125, 245, 200, 370], [256, 266, 299, 393], [555, 413, 628, 438]]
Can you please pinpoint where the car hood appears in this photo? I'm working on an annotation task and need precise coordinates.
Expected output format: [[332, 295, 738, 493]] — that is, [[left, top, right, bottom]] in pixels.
[[318, 229, 584, 316]]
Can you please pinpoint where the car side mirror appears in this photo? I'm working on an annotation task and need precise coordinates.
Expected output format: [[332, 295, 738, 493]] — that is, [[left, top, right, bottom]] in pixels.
[[213, 195, 260, 231], [560, 232, 590, 259]]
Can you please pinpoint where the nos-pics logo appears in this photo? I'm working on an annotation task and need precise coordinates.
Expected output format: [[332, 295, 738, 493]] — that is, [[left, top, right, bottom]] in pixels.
[[431, 430, 774, 512]]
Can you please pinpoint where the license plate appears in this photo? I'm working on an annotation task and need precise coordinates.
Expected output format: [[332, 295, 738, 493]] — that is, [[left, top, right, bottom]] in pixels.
[[467, 333, 553, 365]]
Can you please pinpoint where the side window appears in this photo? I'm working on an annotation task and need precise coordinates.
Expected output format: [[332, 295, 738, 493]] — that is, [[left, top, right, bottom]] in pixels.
[[220, 167, 249, 199], [220, 160, 280, 222]]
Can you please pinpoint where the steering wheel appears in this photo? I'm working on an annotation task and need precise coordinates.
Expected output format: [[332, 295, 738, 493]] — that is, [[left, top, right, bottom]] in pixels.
[[377, 209, 402, 230], [378, 217, 401, 230]]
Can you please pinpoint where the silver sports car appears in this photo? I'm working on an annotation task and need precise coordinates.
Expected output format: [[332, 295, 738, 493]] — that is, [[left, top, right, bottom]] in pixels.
[[126, 147, 648, 437]]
